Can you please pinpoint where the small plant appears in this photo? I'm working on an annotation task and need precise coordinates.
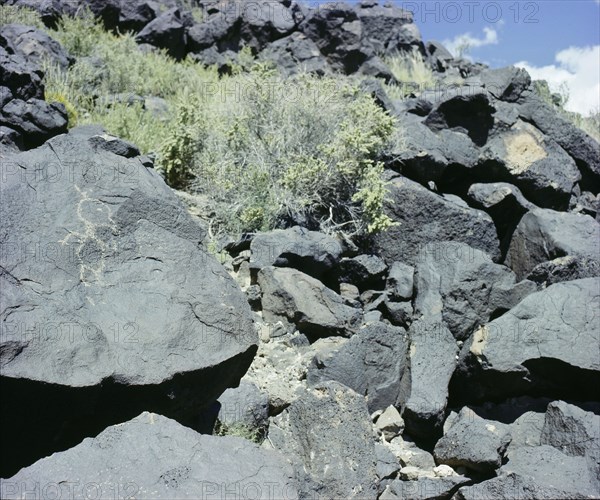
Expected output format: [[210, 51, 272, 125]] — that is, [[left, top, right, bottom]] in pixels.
[[0, 5, 45, 29], [384, 49, 436, 98], [214, 421, 264, 444]]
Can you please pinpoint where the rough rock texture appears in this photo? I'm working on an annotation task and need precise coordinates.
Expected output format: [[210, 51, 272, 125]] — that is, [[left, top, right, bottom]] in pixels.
[[386, 261, 415, 300], [517, 92, 600, 192], [258, 266, 361, 339], [540, 400, 600, 481], [0, 412, 298, 500], [528, 255, 600, 285], [307, 322, 409, 412], [479, 119, 580, 209], [267, 381, 378, 499], [500, 445, 599, 498], [374, 174, 500, 266], [434, 407, 512, 473], [136, 8, 187, 59], [413, 242, 536, 340], [506, 208, 600, 280], [381, 476, 470, 500], [0, 97, 68, 148], [456, 278, 600, 402], [249, 226, 343, 281], [454, 472, 585, 500], [259, 31, 330, 76], [0, 130, 257, 476], [336, 254, 388, 291], [0, 46, 44, 101], [399, 319, 458, 439], [216, 380, 269, 435], [0, 23, 71, 70]]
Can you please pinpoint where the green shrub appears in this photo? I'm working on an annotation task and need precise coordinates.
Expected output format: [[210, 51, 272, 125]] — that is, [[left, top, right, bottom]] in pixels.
[[183, 66, 398, 236], [0, 5, 45, 29]]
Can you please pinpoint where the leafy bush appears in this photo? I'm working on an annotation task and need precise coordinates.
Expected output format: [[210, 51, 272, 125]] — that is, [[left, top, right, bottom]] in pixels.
[[21, 8, 399, 240], [182, 65, 398, 236], [0, 5, 45, 29]]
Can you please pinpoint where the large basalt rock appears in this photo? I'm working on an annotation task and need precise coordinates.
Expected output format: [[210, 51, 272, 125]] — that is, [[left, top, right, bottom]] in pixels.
[[399, 319, 458, 439], [0, 412, 298, 500], [517, 92, 600, 193], [540, 400, 600, 482], [136, 8, 187, 59], [299, 2, 370, 73], [455, 278, 600, 403], [0, 97, 68, 148], [249, 226, 343, 281], [307, 322, 409, 412], [479, 119, 581, 209], [499, 445, 599, 498], [0, 46, 44, 101], [374, 174, 500, 266], [354, 1, 423, 55], [258, 266, 361, 340], [434, 407, 512, 473], [259, 31, 330, 76], [0, 130, 257, 477], [506, 207, 600, 280], [467, 182, 535, 258], [267, 381, 378, 499], [413, 242, 536, 341], [0, 24, 71, 70]]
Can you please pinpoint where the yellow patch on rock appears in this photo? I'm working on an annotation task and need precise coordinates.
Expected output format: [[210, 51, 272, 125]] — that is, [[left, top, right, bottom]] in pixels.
[[502, 121, 547, 175]]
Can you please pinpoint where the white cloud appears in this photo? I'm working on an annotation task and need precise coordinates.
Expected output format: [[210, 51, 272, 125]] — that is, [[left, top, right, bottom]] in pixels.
[[515, 45, 600, 116], [442, 27, 498, 59]]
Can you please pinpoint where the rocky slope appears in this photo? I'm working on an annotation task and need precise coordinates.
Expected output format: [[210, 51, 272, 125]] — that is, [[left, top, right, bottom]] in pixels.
[[1, 1, 599, 499]]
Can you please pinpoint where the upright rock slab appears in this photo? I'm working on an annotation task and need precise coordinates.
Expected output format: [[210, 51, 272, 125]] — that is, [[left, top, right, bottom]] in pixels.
[[307, 322, 409, 412], [0, 130, 257, 476], [0, 412, 298, 500], [268, 381, 378, 499]]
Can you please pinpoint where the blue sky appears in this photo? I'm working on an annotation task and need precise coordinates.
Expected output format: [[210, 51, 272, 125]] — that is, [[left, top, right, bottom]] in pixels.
[[310, 1, 600, 115]]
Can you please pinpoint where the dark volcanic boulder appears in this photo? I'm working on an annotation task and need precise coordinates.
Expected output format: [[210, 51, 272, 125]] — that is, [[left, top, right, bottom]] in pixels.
[[336, 254, 388, 291], [268, 381, 378, 499], [374, 174, 500, 266], [0, 47, 44, 101], [413, 242, 536, 340], [259, 31, 330, 76], [540, 400, 600, 482], [499, 445, 599, 498], [479, 66, 531, 102], [454, 471, 588, 500], [528, 255, 600, 285], [299, 2, 370, 73], [0, 130, 257, 477], [479, 119, 581, 209], [467, 182, 535, 258], [307, 322, 409, 412], [506, 207, 600, 280], [249, 226, 343, 280], [216, 380, 269, 436], [0, 24, 71, 70], [136, 8, 187, 59], [518, 92, 600, 192], [257, 266, 361, 339], [0, 412, 298, 499], [0, 98, 68, 148], [455, 277, 600, 402], [355, 1, 424, 55], [434, 407, 512, 473], [117, 0, 160, 33], [399, 319, 458, 439]]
